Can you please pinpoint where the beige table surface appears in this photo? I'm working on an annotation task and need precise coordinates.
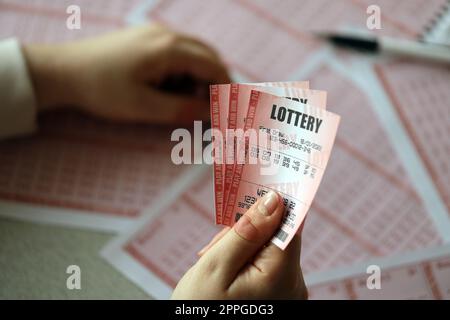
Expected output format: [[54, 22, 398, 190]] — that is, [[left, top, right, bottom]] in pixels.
[[0, 216, 150, 299]]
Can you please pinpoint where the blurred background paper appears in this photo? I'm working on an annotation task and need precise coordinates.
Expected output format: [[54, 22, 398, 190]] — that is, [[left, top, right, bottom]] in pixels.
[[0, 112, 186, 231], [0, 0, 449, 299]]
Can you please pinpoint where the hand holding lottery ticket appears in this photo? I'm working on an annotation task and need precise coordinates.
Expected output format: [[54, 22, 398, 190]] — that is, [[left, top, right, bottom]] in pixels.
[[172, 81, 338, 299], [210, 81, 340, 250], [172, 191, 307, 299]]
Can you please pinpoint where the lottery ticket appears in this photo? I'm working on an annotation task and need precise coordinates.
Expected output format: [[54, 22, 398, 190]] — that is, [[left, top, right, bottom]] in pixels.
[[210, 81, 310, 224], [222, 84, 328, 225], [222, 90, 340, 249], [210, 84, 229, 224]]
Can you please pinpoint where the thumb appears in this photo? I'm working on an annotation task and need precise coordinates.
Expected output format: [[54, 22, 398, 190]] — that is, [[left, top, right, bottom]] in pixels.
[[204, 191, 284, 285]]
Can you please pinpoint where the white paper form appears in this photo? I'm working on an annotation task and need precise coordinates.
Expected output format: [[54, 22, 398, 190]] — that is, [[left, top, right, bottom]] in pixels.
[[299, 63, 443, 274], [0, 0, 141, 42], [307, 244, 450, 299], [375, 61, 450, 221], [0, 112, 186, 231]]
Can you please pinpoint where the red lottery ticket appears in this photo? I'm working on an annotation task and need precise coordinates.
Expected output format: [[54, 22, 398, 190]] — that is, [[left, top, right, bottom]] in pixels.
[[223, 90, 340, 249], [210, 81, 310, 224], [229, 82, 316, 135], [210, 84, 230, 224], [222, 84, 328, 224]]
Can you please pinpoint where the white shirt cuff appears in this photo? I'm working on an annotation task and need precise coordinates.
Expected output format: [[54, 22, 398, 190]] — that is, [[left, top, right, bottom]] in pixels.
[[0, 38, 38, 139]]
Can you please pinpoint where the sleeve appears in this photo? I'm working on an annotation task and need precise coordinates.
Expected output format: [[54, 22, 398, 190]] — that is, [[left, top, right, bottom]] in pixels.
[[0, 38, 38, 140]]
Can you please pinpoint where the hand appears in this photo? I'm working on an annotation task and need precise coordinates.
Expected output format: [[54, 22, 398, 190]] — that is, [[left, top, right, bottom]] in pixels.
[[22, 24, 230, 125], [171, 191, 308, 299]]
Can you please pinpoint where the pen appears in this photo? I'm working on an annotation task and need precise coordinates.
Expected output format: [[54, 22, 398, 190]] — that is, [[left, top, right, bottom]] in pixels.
[[316, 32, 450, 64]]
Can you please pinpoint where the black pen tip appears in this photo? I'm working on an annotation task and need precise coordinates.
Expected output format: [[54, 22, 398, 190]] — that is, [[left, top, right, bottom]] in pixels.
[[314, 32, 379, 53]]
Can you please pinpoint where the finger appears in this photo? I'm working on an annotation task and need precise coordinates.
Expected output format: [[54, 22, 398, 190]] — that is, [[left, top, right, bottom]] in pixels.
[[177, 34, 222, 60], [197, 227, 230, 256], [162, 37, 230, 84], [252, 233, 307, 299], [204, 190, 284, 284], [253, 233, 302, 276], [129, 86, 210, 124]]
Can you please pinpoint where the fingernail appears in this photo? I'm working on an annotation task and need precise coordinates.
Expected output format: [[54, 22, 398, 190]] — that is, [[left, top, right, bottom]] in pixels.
[[258, 191, 279, 216]]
